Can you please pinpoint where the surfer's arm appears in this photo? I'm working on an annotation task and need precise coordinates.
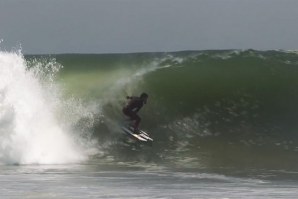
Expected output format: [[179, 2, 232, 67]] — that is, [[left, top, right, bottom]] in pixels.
[[133, 107, 141, 113], [133, 103, 143, 113], [126, 96, 137, 100]]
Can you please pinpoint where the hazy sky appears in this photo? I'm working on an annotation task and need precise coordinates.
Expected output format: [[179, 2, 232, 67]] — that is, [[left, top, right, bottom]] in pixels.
[[0, 0, 298, 54]]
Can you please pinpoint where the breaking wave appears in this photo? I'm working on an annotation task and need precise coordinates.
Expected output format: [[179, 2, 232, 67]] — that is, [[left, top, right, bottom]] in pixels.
[[7, 49, 298, 170]]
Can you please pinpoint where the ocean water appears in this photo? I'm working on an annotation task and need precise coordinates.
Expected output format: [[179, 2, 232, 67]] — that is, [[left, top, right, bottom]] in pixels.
[[1, 164, 298, 199], [1, 50, 298, 198]]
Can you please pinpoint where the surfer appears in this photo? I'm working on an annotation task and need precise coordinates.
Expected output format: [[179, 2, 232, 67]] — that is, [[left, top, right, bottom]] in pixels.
[[123, 92, 148, 133]]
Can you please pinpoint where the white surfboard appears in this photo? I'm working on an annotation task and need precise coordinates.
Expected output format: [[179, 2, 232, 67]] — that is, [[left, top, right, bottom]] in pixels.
[[121, 126, 153, 142], [139, 130, 154, 141], [121, 126, 147, 141]]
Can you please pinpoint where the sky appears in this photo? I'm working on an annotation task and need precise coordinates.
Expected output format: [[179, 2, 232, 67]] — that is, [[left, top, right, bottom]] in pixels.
[[0, 0, 298, 54]]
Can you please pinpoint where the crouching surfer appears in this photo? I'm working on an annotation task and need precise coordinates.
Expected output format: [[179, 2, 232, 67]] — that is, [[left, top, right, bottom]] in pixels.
[[122, 92, 148, 134]]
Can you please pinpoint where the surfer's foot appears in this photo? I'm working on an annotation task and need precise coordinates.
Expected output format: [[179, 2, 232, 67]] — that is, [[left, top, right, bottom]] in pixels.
[[127, 126, 139, 134]]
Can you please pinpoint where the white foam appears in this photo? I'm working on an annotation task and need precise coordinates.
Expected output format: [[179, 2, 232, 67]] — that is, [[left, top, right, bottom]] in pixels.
[[0, 51, 92, 165]]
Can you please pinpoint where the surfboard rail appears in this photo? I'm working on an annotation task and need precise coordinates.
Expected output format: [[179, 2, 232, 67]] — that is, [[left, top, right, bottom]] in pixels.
[[121, 126, 154, 142]]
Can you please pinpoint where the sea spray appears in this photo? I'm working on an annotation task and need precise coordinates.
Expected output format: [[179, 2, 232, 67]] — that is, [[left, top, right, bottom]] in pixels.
[[0, 51, 96, 164]]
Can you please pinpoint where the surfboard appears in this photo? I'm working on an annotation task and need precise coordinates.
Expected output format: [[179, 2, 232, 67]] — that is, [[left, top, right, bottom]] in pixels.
[[121, 126, 153, 142], [139, 130, 154, 141]]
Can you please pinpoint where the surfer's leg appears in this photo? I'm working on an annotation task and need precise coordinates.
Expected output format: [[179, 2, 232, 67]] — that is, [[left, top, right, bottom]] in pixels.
[[133, 114, 141, 133], [123, 109, 137, 128], [123, 109, 141, 133]]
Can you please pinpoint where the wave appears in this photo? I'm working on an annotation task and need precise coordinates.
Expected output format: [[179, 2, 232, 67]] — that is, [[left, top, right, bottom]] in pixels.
[[21, 50, 298, 169]]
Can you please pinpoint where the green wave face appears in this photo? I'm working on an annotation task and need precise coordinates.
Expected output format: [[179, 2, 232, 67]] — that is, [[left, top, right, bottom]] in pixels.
[[26, 50, 298, 169]]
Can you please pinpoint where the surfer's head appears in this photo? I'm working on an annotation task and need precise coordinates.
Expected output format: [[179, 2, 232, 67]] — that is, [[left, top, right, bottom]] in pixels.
[[140, 92, 148, 104]]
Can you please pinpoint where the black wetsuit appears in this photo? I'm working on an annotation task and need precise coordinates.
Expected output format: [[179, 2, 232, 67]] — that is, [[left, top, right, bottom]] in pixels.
[[122, 97, 145, 130]]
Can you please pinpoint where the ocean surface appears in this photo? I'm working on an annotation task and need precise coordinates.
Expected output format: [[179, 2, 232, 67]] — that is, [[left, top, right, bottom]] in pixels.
[[1, 50, 298, 198]]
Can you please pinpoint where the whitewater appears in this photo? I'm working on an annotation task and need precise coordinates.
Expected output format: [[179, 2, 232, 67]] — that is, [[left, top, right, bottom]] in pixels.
[[0, 51, 94, 165], [1, 50, 298, 198]]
